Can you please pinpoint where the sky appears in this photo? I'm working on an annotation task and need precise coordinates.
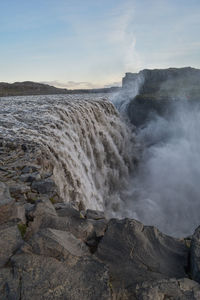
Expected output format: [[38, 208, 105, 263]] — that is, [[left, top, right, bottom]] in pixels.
[[0, 0, 200, 89]]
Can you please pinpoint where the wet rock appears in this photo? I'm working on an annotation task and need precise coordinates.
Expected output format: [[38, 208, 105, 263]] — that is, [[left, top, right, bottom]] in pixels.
[[31, 178, 56, 194], [190, 226, 200, 283], [11, 253, 111, 300], [86, 209, 105, 220], [134, 278, 200, 300], [96, 218, 189, 296], [0, 268, 20, 300], [0, 182, 15, 224], [0, 224, 23, 267], [26, 228, 90, 260]]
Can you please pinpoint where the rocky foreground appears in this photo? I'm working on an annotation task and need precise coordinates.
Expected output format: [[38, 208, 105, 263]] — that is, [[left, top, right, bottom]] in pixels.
[[1, 141, 200, 300]]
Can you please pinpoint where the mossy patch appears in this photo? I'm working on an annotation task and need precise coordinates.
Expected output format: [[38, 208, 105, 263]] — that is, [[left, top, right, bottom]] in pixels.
[[49, 196, 56, 204], [18, 223, 27, 238]]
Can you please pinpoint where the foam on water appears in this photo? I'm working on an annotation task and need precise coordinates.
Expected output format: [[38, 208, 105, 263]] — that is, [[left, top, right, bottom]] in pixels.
[[0, 94, 136, 211]]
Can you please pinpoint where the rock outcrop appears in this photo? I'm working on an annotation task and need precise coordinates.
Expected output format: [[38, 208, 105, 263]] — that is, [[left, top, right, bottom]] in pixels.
[[122, 67, 200, 126]]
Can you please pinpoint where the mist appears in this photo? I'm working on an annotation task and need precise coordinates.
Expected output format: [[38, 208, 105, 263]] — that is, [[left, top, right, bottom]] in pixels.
[[111, 86, 200, 237]]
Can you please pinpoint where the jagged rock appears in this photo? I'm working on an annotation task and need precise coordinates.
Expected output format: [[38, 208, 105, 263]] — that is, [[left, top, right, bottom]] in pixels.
[[0, 268, 20, 299], [11, 253, 111, 300], [9, 184, 31, 199], [190, 226, 200, 283], [55, 202, 81, 218], [0, 182, 15, 224], [134, 278, 200, 300], [96, 218, 189, 297], [19, 172, 41, 183], [21, 165, 40, 174], [25, 228, 90, 260], [0, 224, 23, 267], [12, 202, 26, 223], [31, 178, 56, 194], [86, 209, 105, 220], [32, 198, 57, 217], [26, 199, 95, 242]]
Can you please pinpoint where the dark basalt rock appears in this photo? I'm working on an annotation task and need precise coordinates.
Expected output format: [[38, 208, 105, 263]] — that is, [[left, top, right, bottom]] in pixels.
[[0, 182, 15, 224], [190, 226, 200, 283], [0, 224, 23, 267], [123, 67, 200, 126], [10, 253, 111, 300], [31, 178, 56, 194], [96, 218, 189, 297], [135, 278, 200, 300]]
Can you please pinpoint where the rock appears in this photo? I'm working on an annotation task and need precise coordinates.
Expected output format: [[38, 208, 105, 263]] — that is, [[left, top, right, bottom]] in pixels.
[[21, 165, 40, 174], [19, 172, 41, 183], [0, 182, 15, 224], [96, 218, 189, 296], [0, 224, 23, 267], [32, 198, 57, 217], [190, 226, 200, 282], [9, 184, 31, 199], [134, 278, 200, 300], [0, 268, 20, 300], [12, 202, 26, 223], [26, 228, 90, 260], [90, 219, 108, 237], [11, 253, 111, 300], [26, 199, 95, 242], [31, 178, 56, 194], [55, 202, 81, 218], [86, 209, 105, 220]]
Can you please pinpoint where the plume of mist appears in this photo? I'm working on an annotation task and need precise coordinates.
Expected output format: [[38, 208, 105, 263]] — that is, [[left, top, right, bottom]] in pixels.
[[110, 72, 144, 115], [126, 100, 200, 237], [110, 73, 200, 237]]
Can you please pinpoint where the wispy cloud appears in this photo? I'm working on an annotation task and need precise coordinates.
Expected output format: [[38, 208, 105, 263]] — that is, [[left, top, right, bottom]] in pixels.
[[107, 1, 142, 72]]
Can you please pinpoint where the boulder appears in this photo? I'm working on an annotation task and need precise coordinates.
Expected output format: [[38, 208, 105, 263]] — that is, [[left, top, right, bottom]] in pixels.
[[25, 228, 90, 260], [11, 253, 111, 300], [0, 224, 23, 267], [86, 209, 105, 220], [26, 199, 95, 242], [96, 218, 189, 296], [0, 182, 15, 224], [0, 268, 20, 300], [31, 178, 56, 194]]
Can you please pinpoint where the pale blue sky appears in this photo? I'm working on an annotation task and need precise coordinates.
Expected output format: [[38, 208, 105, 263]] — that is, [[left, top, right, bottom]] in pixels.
[[0, 0, 200, 88]]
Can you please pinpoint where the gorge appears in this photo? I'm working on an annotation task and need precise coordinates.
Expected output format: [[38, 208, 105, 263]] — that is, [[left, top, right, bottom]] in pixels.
[[1, 67, 200, 299]]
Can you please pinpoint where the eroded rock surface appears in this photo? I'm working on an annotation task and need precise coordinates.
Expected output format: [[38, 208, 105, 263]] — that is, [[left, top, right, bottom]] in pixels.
[[96, 218, 189, 297]]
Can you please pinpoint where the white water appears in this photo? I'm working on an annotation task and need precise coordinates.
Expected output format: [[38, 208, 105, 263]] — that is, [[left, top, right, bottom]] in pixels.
[[1, 92, 200, 237], [0, 94, 136, 211]]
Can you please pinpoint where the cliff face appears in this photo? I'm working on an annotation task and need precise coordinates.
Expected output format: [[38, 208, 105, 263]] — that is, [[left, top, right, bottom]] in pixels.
[[123, 67, 200, 97], [122, 67, 200, 126]]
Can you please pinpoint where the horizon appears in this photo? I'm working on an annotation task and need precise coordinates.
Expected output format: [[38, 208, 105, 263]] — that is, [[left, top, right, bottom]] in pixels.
[[1, 65, 197, 90], [1, 0, 200, 89]]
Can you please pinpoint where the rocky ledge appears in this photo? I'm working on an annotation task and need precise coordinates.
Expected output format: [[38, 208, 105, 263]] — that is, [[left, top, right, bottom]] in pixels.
[[1, 139, 200, 299]]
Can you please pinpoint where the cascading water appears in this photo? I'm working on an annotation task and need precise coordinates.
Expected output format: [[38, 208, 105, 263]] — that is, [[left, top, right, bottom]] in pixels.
[[1, 87, 200, 238], [0, 94, 137, 213]]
